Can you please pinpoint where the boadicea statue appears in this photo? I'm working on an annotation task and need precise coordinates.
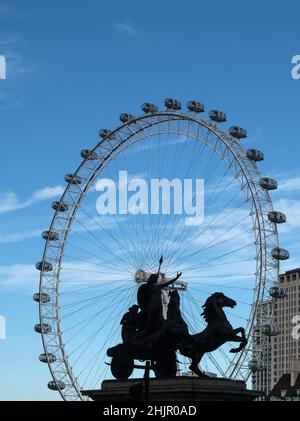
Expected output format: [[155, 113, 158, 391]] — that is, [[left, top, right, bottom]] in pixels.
[[107, 256, 247, 380]]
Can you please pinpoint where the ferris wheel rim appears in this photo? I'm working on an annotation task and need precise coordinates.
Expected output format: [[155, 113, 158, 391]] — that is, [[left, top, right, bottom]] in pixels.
[[37, 107, 280, 400]]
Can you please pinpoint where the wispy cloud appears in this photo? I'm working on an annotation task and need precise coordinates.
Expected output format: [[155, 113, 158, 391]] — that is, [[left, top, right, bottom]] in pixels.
[[0, 185, 64, 214], [0, 35, 18, 48], [116, 20, 141, 37], [0, 229, 42, 244], [278, 175, 300, 192], [0, 261, 130, 290], [0, 2, 11, 16]]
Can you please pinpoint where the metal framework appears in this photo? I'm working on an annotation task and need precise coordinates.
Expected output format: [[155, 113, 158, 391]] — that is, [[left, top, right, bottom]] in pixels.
[[35, 102, 283, 400]]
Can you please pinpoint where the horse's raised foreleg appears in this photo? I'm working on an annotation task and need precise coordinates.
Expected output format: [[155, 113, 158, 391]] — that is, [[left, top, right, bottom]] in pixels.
[[229, 327, 247, 353]]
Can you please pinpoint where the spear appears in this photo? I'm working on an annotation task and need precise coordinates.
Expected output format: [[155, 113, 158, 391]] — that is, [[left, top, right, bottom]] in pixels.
[[157, 255, 163, 275]]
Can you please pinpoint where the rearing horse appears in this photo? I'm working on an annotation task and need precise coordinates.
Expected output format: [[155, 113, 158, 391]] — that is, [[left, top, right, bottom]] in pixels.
[[178, 292, 247, 377]]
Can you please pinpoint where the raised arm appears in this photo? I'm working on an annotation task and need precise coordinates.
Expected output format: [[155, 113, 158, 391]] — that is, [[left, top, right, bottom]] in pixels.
[[158, 272, 182, 289]]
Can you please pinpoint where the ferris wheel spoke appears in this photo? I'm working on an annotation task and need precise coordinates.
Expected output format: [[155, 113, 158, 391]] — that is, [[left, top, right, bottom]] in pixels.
[[73, 207, 136, 271], [156, 133, 217, 266], [162, 172, 239, 268], [60, 280, 133, 310], [66, 286, 134, 359], [179, 241, 255, 274], [61, 282, 133, 320], [80, 288, 136, 388], [165, 196, 248, 270], [70, 286, 135, 370], [68, 221, 135, 274]]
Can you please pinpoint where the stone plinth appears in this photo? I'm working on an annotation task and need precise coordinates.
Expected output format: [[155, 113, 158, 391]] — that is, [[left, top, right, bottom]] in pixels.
[[82, 376, 260, 401]]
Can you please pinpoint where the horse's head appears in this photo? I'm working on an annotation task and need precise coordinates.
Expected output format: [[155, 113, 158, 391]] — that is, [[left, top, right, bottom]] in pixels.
[[202, 292, 236, 322], [211, 292, 236, 309]]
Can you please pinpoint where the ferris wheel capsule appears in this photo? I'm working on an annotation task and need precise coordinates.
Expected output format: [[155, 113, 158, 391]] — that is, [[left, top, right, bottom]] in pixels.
[[259, 178, 277, 190], [33, 292, 50, 303], [42, 230, 59, 241], [48, 380, 65, 391], [34, 323, 51, 334], [269, 286, 287, 299], [65, 173, 82, 185], [209, 110, 227, 122], [246, 149, 264, 162], [164, 98, 182, 110], [268, 211, 286, 224], [271, 247, 290, 260], [119, 113, 135, 123], [99, 129, 116, 139], [229, 126, 247, 139], [36, 261, 53, 272], [39, 353, 57, 363], [80, 149, 98, 160], [52, 201, 69, 212], [142, 103, 159, 113], [261, 324, 279, 337], [248, 358, 265, 372], [187, 100, 205, 113]]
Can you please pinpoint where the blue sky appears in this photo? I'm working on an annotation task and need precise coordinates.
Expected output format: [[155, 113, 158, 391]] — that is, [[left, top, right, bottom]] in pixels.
[[1, 0, 300, 400]]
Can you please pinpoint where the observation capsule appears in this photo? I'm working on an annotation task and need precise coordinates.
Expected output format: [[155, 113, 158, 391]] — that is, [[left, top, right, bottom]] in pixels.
[[36, 261, 53, 272], [164, 98, 182, 110], [34, 323, 51, 334], [52, 201, 69, 212], [80, 149, 97, 160], [187, 100, 205, 113], [65, 173, 82, 185], [268, 211, 286, 224], [42, 230, 59, 241], [259, 178, 277, 190], [269, 286, 287, 299], [246, 149, 264, 162], [229, 126, 247, 139], [119, 113, 135, 123], [271, 247, 290, 261], [33, 292, 50, 303], [142, 103, 159, 113], [209, 110, 227, 122], [48, 380, 65, 391], [39, 353, 57, 363]]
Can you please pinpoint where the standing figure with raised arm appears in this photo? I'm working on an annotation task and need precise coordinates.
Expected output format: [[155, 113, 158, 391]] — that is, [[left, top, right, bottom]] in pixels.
[[137, 256, 182, 336]]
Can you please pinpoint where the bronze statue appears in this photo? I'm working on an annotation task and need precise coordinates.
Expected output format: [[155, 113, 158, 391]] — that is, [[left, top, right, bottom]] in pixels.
[[107, 257, 247, 380], [179, 292, 247, 377]]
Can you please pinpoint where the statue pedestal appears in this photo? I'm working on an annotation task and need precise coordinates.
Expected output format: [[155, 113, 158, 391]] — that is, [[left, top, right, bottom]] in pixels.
[[82, 376, 260, 401]]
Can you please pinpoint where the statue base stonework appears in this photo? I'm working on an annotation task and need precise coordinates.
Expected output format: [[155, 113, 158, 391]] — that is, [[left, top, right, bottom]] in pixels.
[[82, 376, 260, 401]]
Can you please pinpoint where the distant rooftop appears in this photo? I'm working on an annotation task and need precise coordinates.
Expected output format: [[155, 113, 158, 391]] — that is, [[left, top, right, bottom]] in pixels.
[[281, 268, 300, 276]]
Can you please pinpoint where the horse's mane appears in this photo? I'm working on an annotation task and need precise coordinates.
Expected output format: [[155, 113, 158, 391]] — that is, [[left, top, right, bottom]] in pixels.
[[201, 292, 223, 322]]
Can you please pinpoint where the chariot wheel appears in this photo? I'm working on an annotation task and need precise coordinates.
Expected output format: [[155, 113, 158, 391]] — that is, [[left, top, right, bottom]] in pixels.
[[110, 347, 134, 380], [34, 99, 288, 399]]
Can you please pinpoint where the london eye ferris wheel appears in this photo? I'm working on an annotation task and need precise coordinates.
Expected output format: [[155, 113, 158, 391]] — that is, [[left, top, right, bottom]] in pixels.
[[34, 98, 289, 400]]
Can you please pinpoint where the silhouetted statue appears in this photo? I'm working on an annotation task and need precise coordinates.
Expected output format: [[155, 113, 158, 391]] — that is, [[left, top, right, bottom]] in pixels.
[[179, 292, 247, 377], [120, 305, 139, 342], [137, 270, 182, 335], [106, 258, 247, 381]]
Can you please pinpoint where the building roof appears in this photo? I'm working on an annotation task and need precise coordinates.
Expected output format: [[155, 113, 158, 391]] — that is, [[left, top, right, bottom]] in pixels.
[[283, 268, 300, 275]]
